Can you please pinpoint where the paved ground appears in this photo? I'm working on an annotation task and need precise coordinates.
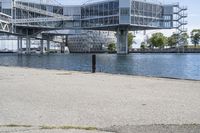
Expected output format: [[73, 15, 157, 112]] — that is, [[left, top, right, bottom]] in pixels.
[[0, 66, 200, 133]]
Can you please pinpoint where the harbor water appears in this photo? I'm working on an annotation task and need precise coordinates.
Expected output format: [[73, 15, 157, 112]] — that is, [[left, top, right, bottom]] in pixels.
[[0, 53, 200, 80]]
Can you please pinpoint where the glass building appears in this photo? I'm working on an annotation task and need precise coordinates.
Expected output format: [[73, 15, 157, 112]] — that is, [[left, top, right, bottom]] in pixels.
[[80, 0, 174, 30], [0, 0, 186, 54], [0, 0, 175, 29], [81, 0, 119, 28]]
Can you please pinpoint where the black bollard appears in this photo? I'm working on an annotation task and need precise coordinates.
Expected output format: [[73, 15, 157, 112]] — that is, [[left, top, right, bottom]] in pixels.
[[92, 54, 96, 73]]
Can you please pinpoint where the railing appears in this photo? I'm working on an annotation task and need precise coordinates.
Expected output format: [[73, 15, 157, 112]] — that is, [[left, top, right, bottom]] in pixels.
[[14, 2, 71, 21], [0, 12, 12, 33], [0, 12, 12, 23], [13, 17, 73, 24]]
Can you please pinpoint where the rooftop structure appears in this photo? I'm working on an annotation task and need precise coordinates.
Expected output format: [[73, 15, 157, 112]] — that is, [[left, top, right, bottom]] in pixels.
[[0, 0, 187, 54]]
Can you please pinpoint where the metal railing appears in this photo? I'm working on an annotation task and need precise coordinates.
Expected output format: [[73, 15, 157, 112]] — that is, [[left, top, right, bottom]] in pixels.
[[14, 2, 71, 21]]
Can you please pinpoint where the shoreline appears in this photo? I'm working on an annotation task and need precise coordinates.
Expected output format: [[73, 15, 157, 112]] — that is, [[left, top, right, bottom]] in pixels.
[[1, 50, 200, 54], [0, 65, 199, 81]]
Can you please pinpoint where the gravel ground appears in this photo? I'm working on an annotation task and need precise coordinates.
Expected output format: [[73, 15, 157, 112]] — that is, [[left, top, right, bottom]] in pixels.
[[0, 66, 200, 133]]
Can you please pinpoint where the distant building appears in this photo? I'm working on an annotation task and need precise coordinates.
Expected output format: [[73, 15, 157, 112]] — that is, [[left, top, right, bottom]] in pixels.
[[68, 30, 116, 53]]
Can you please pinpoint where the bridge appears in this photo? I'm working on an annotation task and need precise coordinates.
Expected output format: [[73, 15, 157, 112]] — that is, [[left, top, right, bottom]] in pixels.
[[0, 12, 12, 33], [0, 0, 187, 54]]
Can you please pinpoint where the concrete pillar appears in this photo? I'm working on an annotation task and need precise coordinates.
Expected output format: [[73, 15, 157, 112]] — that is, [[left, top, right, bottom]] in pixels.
[[17, 37, 20, 53], [47, 39, 50, 53], [40, 39, 44, 54], [20, 37, 23, 54], [65, 35, 68, 47], [26, 37, 31, 54], [116, 29, 128, 54], [17, 36, 23, 54], [61, 43, 65, 53]]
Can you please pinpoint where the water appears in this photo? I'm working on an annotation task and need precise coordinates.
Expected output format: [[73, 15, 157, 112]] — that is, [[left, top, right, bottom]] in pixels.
[[0, 53, 200, 80]]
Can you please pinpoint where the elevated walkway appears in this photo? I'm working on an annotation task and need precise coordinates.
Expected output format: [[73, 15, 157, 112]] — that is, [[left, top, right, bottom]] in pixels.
[[14, 2, 72, 21], [12, 1, 79, 33], [14, 16, 73, 24], [0, 13, 12, 33]]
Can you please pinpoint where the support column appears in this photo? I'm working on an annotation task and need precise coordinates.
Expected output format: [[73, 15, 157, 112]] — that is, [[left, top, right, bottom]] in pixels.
[[116, 29, 128, 54], [17, 37, 20, 53], [26, 37, 31, 54], [17, 36, 23, 54], [20, 37, 23, 54], [40, 39, 44, 54], [61, 43, 65, 53], [19, 37, 23, 54], [47, 39, 50, 53], [65, 35, 68, 47]]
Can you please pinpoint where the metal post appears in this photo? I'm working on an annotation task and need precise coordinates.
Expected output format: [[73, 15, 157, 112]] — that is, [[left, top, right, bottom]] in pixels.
[[92, 54, 96, 73]]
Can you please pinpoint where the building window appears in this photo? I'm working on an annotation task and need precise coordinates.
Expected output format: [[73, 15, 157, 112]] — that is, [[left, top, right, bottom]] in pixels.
[[120, 8, 129, 16]]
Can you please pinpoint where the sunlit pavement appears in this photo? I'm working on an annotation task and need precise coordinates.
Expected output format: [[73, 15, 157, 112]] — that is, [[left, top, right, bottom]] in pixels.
[[0, 66, 200, 133]]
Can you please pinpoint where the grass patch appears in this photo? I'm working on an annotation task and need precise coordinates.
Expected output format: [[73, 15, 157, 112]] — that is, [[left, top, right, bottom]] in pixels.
[[40, 125, 97, 131]]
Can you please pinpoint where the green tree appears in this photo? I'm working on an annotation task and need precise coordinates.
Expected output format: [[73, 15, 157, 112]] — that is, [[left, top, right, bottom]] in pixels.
[[167, 33, 178, 48], [191, 29, 200, 47], [107, 43, 116, 52], [167, 33, 189, 48], [128, 32, 135, 50], [140, 42, 146, 50], [180, 32, 189, 46], [149, 33, 167, 49]]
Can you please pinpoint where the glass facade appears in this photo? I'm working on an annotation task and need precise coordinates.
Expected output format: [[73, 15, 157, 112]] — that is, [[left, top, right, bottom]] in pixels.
[[14, 1, 64, 28], [0, 0, 12, 16], [0, 0, 174, 30], [80, 0, 173, 29], [131, 0, 163, 27], [81, 0, 119, 28]]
